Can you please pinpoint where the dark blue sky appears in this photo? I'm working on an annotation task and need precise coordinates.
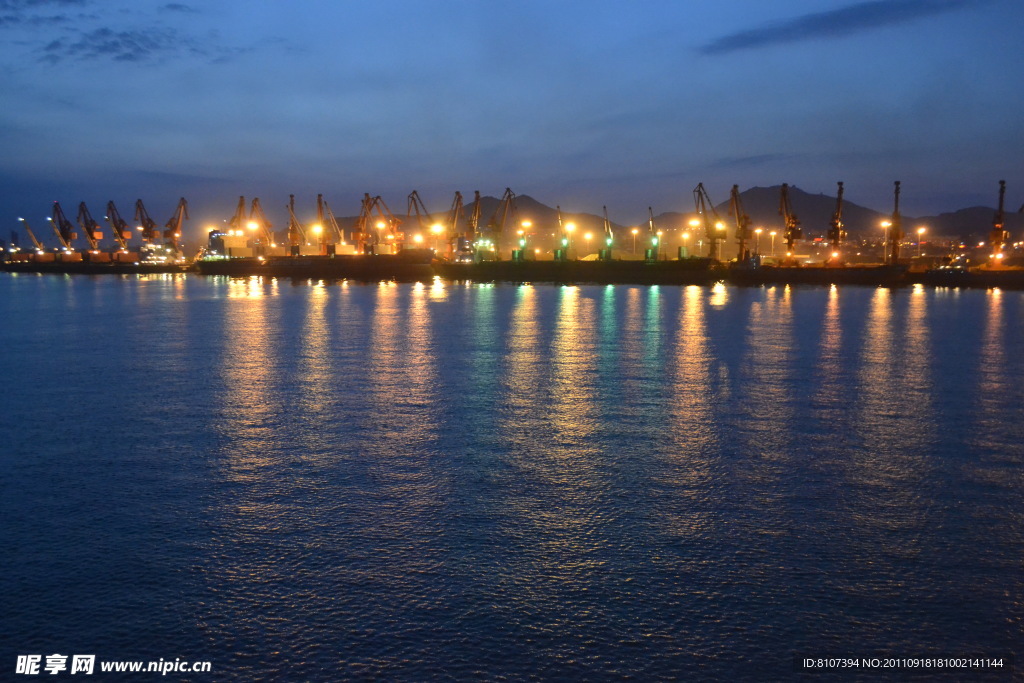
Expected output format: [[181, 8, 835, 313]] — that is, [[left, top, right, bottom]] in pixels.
[[2, 0, 1022, 240]]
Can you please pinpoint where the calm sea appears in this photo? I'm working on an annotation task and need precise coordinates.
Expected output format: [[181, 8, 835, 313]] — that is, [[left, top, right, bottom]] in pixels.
[[1, 273, 1021, 680]]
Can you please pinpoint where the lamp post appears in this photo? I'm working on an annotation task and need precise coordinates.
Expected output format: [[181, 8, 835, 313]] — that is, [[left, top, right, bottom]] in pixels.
[[880, 221, 891, 264], [566, 222, 576, 259], [769, 230, 777, 257], [754, 227, 763, 255], [631, 227, 639, 254], [917, 227, 926, 257], [311, 223, 323, 249], [682, 231, 690, 257], [656, 230, 663, 260], [584, 232, 593, 256]]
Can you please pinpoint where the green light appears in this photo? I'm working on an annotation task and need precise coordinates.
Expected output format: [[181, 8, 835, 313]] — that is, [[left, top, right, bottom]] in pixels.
[[561, 238, 568, 247], [606, 238, 612, 246], [652, 237, 659, 246], [519, 239, 526, 247]]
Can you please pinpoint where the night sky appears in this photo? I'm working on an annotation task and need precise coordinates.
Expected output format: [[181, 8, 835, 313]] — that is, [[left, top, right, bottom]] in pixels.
[[2, 0, 1022, 243]]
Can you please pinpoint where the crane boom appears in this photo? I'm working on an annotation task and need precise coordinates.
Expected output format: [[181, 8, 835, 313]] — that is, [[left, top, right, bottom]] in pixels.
[[320, 196, 346, 244], [76, 202, 103, 251], [779, 184, 802, 255], [445, 191, 464, 253], [17, 217, 45, 252], [828, 181, 845, 252], [467, 191, 481, 243], [728, 185, 751, 260], [248, 198, 275, 247], [104, 201, 132, 251], [50, 202, 76, 250], [693, 183, 724, 260], [406, 190, 435, 233]]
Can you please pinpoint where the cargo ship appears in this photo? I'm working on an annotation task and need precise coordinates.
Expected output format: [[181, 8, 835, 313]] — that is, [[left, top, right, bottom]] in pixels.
[[194, 249, 435, 280], [726, 259, 909, 287], [435, 256, 722, 285]]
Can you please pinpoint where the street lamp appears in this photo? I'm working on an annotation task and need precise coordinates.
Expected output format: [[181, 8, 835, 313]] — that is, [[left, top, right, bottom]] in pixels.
[[682, 231, 690, 257], [565, 222, 576, 258], [880, 221, 891, 264], [656, 230, 663, 259], [769, 230, 777, 257], [754, 227, 763, 255], [584, 232, 592, 255], [631, 227, 639, 254], [431, 222, 444, 252], [917, 227, 926, 257]]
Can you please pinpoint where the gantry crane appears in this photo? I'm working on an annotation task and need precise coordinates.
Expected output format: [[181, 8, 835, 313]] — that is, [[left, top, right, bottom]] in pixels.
[[406, 190, 436, 237], [466, 191, 481, 248], [779, 184, 802, 256], [828, 181, 846, 254], [16, 217, 46, 253], [728, 185, 751, 261], [990, 180, 1008, 255], [886, 181, 903, 265], [76, 202, 104, 251], [49, 202, 76, 251], [104, 201, 133, 252], [693, 183, 724, 260], [354, 194, 403, 253]]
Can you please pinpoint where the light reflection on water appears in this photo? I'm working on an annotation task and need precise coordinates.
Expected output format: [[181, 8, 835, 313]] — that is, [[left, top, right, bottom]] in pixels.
[[1, 275, 1022, 680]]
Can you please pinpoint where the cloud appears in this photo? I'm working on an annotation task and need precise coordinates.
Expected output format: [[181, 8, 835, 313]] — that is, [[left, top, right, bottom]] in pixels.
[[701, 0, 979, 55], [41, 26, 181, 63], [160, 3, 196, 13]]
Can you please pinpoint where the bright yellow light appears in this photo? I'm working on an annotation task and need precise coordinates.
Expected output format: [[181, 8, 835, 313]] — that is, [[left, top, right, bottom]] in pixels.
[[682, 232, 690, 239], [584, 232, 593, 240], [631, 227, 639, 235], [769, 231, 777, 237], [688, 219, 700, 227], [755, 228, 763, 235], [247, 221, 258, 231], [312, 224, 323, 235], [565, 222, 576, 233], [715, 221, 725, 231], [832, 252, 839, 258], [881, 221, 891, 228], [917, 227, 926, 236], [386, 234, 395, 240], [413, 234, 424, 243], [522, 220, 532, 228], [431, 223, 443, 234]]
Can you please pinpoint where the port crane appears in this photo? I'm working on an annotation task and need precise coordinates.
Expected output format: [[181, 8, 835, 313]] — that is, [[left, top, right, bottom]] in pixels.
[[104, 201, 133, 252], [49, 202, 76, 251], [164, 198, 188, 249], [406, 190, 437, 238], [134, 200, 159, 243], [286, 195, 308, 252], [779, 184, 802, 256], [693, 183, 724, 260], [76, 202, 104, 251], [990, 180, 1008, 255], [316, 194, 346, 247], [354, 194, 403, 253], [828, 181, 846, 254], [886, 181, 902, 265], [480, 188, 516, 257], [444, 191, 465, 255], [602, 206, 614, 254], [16, 217, 46, 253], [466, 191, 481, 248], [248, 198, 275, 249], [728, 185, 751, 261], [647, 207, 661, 258]]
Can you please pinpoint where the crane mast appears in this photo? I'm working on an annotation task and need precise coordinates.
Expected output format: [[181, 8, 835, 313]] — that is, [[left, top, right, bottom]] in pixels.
[[104, 201, 132, 252], [49, 203, 75, 251], [319, 196, 346, 246], [779, 184, 802, 255], [990, 180, 1008, 256], [828, 181, 846, 253], [354, 194, 403, 253], [76, 202, 103, 251], [406, 190, 435, 235], [728, 185, 751, 261], [481, 188, 516, 257], [693, 183, 724, 260], [17, 218, 45, 252], [886, 181, 902, 265]]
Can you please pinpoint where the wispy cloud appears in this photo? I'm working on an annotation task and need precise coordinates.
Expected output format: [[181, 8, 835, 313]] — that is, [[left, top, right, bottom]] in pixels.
[[159, 3, 196, 14], [701, 0, 979, 55], [41, 26, 180, 63]]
